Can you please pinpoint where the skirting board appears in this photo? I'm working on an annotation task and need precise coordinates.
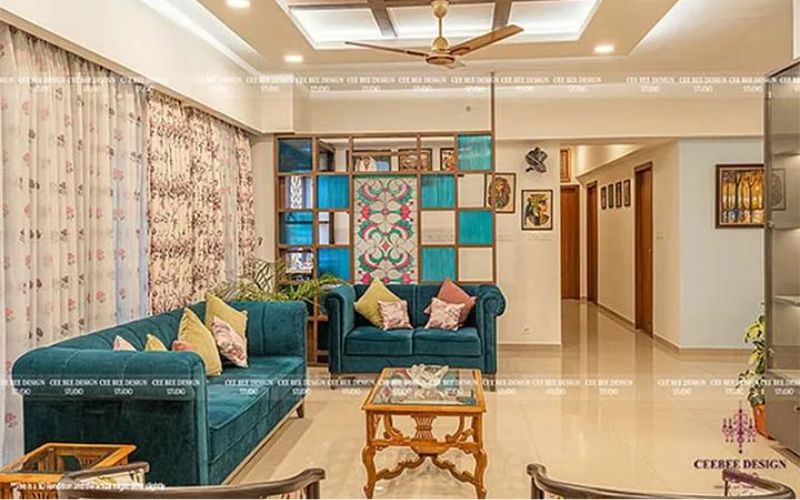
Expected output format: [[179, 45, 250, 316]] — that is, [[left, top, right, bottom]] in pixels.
[[499, 343, 563, 352], [652, 333, 749, 355], [595, 302, 635, 327], [223, 399, 304, 485]]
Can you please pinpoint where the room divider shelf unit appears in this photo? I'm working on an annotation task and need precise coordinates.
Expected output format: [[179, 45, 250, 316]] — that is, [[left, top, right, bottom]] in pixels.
[[764, 60, 800, 455], [275, 132, 498, 365]]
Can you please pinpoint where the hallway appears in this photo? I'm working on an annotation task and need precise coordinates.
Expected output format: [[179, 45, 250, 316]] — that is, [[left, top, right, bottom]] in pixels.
[[234, 301, 800, 498]]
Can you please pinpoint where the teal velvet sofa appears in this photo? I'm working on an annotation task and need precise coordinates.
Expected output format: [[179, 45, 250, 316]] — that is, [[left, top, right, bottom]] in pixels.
[[324, 284, 506, 377], [12, 301, 307, 487]]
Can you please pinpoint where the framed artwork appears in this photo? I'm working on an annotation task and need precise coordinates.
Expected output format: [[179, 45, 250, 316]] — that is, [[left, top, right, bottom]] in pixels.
[[486, 173, 516, 213], [560, 149, 571, 183], [607, 183, 614, 208], [771, 168, 786, 211], [399, 148, 433, 171], [615, 181, 623, 208], [601, 186, 607, 209], [522, 189, 553, 230], [349, 150, 392, 172], [623, 179, 631, 207], [716, 164, 765, 228], [440, 147, 457, 172]]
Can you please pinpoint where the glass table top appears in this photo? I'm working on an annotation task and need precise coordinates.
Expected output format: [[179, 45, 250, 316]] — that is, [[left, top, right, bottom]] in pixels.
[[1, 444, 129, 475], [366, 367, 481, 408]]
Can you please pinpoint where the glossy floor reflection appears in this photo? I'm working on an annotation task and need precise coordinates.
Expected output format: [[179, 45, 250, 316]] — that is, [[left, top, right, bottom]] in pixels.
[[233, 301, 800, 498]]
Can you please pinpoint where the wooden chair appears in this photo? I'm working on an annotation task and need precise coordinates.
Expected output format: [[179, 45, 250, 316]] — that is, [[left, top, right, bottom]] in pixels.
[[527, 463, 796, 499], [57, 462, 325, 499]]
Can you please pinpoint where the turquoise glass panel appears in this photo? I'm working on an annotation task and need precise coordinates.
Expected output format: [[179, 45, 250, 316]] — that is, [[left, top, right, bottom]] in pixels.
[[458, 210, 493, 245], [421, 247, 456, 282], [318, 175, 350, 209], [278, 138, 312, 173], [318, 247, 351, 281], [457, 135, 492, 171], [279, 211, 313, 245], [421, 175, 455, 209]]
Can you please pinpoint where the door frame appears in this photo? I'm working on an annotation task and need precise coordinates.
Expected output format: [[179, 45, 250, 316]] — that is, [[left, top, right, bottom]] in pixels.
[[585, 181, 598, 304], [634, 163, 653, 334], [560, 184, 581, 299]]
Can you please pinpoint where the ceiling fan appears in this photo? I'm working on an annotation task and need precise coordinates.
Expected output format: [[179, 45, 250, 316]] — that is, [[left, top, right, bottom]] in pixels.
[[345, 0, 523, 69]]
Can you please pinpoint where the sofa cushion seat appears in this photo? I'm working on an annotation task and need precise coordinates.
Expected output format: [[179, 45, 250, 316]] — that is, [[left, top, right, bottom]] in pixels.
[[206, 356, 304, 463], [207, 383, 270, 463], [413, 327, 482, 357], [345, 326, 413, 356]]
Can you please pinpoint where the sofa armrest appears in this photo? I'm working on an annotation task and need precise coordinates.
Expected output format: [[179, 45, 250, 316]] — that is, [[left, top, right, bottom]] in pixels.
[[323, 285, 355, 374], [12, 348, 207, 400], [13, 348, 212, 486], [238, 301, 307, 358], [474, 285, 506, 375]]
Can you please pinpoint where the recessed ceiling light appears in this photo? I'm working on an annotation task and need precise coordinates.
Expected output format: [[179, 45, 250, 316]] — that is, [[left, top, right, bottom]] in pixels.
[[226, 0, 250, 8], [284, 54, 304, 64], [594, 44, 615, 55]]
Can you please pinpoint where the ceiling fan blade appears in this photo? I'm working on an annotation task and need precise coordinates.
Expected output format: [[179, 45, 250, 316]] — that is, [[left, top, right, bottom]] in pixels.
[[345, 41, 429, 58], [445, 60, 466, 70], [448, 24, 523, 56]]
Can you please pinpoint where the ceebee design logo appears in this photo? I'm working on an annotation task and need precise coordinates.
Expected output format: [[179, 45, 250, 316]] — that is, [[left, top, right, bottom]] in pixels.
[[721, 403, 757, 454]]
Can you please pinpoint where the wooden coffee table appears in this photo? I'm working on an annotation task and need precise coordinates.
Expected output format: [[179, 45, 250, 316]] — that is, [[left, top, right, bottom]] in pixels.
[[361, 367, 487, 498], [0, 442, 136, 499]]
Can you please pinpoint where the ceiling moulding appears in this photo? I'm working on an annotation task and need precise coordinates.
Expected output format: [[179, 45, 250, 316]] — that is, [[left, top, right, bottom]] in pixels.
[[197, 0, 678, 69]]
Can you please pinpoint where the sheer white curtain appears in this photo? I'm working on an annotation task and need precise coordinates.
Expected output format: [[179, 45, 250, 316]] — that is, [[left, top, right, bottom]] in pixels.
[[0, 24, 148, 463]]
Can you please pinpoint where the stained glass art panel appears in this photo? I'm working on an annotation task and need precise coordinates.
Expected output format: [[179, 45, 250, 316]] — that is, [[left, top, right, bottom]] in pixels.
[[354, 175, 418, 284]]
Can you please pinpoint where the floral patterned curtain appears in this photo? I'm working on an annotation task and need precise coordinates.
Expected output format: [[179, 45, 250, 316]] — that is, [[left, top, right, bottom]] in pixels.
[[147, 98, 254, 313], [0, 24, 148, 463]]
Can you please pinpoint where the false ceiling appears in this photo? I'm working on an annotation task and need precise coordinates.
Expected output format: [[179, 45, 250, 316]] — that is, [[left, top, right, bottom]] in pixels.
[[196, 0, 680, 69]]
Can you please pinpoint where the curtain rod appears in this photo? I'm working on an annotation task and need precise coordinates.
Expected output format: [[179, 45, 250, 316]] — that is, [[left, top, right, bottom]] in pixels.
[[0, 8, 262, 137]]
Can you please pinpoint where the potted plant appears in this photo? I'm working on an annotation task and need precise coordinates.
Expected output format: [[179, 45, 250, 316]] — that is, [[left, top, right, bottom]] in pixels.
[[214, 258, 343, 308], [737, 313, 768, 437]]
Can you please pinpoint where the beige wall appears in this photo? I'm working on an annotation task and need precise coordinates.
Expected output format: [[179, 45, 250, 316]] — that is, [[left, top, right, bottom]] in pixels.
[[578, 142, 681, 343], [578, 138, 764, 349], [496, 141, 562, 345], [307, 90, 764, 141], [0, 0, 298, 133]]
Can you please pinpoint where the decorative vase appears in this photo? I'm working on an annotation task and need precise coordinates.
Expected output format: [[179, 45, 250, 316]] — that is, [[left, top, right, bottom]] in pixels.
[[752, 404, 768, 438]]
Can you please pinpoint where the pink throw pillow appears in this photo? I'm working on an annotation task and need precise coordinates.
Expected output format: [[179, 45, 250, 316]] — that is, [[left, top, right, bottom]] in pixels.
[[424, 279, 476, 325], [378, 300, 412, 330], [171, 340, 194, 352], [425, 297, 465, 331], [113, 336, 137, 351], [212, 316, 248, 368]]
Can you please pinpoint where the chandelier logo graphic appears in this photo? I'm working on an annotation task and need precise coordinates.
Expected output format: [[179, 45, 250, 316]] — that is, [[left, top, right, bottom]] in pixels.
[[721, 403, 757, 454]]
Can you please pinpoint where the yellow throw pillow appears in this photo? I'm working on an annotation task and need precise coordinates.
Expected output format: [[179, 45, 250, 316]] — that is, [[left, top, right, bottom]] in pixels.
[[355, 280, 401, 328], [145, 334, 167, 352], [205, 294, 247, 339], [179, 308, 223, 377]]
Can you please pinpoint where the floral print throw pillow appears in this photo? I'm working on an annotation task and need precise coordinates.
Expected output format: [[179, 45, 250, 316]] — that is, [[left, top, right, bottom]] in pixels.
[[212, 316, 249, 368], [425, 297, 465, 331], [378, 300, 412, 330]]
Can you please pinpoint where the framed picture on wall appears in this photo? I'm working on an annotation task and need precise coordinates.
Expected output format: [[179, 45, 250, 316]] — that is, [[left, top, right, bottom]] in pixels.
[[560, 149, 571, 183], [615, 181, 623, 208], [485, 173, 516, 213], [348, 150, 392, 172], [521, 189, 553, 230], [440, 147, 457, 172], [399, 148, 433, 171], [607, 183, 614, 208], [623, 179, 631, 207], [771, 168, 787, 211], [601, 185, 607, 209], [715, 164, 765, 228]]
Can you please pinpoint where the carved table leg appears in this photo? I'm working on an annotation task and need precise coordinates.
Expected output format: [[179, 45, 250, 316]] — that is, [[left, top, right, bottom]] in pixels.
[[472, 414, 488, 499], [363, 413, 379, 499]]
